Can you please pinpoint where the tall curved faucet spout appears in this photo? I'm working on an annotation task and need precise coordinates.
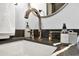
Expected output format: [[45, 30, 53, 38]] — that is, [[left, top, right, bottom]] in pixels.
[[24, 8, 42, 40]]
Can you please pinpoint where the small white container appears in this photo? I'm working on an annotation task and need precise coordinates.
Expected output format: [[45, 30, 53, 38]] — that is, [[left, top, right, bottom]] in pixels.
[[69, 32, 77, 44], [60, 30, 77, 44]]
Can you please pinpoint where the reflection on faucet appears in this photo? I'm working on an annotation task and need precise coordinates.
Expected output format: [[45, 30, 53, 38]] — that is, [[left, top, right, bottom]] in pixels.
[[31, 30, 34, 40], [24, 8, 42, 40], [49, 31, 52, 41], [48, 31, 53, 44]]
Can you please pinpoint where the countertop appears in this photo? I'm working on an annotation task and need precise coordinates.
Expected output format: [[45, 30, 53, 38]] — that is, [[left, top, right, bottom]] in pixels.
[[0, 37, 71, 55]]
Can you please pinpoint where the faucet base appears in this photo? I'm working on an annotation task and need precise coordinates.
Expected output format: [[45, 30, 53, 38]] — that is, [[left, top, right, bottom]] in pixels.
[[38, 38, 42, 42]]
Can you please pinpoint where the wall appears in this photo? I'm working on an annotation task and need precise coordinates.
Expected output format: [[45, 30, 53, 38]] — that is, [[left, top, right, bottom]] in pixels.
[[15, 3, 79, 30], [30, 3, 47, 16], [15, 3, 28, 29]]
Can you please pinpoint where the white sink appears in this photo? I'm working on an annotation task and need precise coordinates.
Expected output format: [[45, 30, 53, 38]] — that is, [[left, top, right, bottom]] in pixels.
[[0, 40, 57, 56]]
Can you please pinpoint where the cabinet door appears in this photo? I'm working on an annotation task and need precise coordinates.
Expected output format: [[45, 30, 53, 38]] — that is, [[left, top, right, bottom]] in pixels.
[[0, 3, 15, 39]]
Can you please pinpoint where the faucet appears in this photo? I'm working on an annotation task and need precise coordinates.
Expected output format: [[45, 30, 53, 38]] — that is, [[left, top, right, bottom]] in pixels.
[[24, 8, 42, 40]]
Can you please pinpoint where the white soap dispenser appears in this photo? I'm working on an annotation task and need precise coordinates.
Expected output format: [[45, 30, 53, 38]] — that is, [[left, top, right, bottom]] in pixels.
[[24, 22, 30, 38], [61, 23, 69, 43]]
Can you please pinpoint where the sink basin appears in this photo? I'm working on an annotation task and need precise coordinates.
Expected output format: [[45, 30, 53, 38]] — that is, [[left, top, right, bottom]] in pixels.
[[0, 40, 57, 56]]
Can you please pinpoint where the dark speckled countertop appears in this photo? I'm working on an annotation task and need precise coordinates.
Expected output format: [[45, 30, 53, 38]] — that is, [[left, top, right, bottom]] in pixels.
[[0, 37, 59, 46], [0, 37, 24, 45]]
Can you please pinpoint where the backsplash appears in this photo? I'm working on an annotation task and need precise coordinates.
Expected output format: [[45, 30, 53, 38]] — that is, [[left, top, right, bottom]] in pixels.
[[15, 30, 24, 37], [13, 29, 79, 37]]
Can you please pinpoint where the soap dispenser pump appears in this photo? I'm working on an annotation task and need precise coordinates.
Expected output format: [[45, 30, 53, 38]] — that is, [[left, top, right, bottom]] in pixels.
[[24, 22, 30, 38], [61, 23, 68, 33]]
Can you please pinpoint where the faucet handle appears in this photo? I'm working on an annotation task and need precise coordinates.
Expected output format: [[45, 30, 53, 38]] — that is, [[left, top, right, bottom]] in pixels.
[[49, 31, 52, 41], [31, 30, 34, 40]]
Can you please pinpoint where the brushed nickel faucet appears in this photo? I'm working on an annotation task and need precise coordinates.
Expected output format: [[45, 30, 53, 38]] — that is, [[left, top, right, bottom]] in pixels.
[[24, 8, 42, 40]]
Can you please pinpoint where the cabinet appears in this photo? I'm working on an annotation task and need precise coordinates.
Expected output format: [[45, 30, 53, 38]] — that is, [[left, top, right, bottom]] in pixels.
[[0, 3, 15, 39]]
